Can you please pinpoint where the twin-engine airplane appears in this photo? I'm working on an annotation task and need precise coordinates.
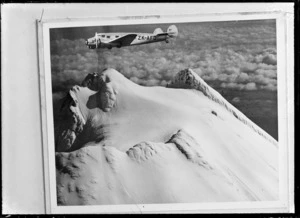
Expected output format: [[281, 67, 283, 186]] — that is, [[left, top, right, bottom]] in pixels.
[[85, 25, 178, 49]]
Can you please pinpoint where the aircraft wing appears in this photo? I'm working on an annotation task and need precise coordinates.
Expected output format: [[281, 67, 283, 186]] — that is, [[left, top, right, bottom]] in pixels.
[[108, 34, 137, 46]]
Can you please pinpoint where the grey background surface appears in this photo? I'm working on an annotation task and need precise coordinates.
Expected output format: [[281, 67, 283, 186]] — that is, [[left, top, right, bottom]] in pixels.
[[1, 3, 293, 214]]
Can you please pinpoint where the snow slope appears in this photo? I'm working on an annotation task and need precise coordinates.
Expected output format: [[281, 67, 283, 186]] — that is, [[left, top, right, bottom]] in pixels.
[[54, 68, 278, 205]]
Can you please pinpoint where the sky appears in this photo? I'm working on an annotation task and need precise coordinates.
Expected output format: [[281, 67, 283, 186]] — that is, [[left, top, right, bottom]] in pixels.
[[50, 19, 278, 139]]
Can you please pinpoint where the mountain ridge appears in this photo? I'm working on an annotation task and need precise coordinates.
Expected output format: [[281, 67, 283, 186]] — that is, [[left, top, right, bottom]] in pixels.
[[168, 68, 277, 146]]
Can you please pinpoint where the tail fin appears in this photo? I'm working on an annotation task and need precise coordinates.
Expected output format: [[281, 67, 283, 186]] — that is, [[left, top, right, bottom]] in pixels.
[[167, 25, 178, 38], [153, 28, 163, 35]]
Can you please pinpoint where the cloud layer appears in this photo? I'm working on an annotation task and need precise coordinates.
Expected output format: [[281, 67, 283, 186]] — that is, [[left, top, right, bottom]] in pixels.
[[50, 20, 278, 140], [50, 20, 277, 93]]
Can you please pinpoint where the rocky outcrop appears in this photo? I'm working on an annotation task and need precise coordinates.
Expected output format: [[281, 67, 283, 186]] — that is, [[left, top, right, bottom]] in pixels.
[[81, 71, 118, 112], [55, 89, 86, 152]]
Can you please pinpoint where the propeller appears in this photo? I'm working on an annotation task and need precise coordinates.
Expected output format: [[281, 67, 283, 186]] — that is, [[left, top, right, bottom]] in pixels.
[[95, 32, 98, 49]]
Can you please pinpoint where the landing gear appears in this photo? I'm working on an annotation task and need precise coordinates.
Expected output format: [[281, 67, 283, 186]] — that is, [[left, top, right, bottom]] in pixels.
[[117, 43, 122, 48], [108, 45, 113, 49], [166, 39, 169, 43]]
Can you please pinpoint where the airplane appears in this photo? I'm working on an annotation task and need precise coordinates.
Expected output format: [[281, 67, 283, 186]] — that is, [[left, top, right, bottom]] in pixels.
[[85, 25, 178, 49]]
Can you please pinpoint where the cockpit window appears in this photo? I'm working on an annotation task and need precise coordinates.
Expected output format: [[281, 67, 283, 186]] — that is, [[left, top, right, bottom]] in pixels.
[[116, 35, 119, 38], [102, 35, 105, 37]]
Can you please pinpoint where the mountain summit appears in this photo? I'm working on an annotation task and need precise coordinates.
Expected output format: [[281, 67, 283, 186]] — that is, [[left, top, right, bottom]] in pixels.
[[54, 68, 278, 205]]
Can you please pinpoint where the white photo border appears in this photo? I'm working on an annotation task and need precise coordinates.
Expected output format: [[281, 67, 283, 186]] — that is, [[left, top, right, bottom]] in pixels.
[[37, 10, 294, 214]]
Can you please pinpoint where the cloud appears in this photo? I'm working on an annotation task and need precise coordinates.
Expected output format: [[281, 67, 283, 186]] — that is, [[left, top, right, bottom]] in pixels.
[[254, 52, 277, 65], [262, 54, 277, 65], [232, 97, 241, 103], [245, 82, 257, 90], [220, 82, 257, 91], [50, 20, 277, 95]]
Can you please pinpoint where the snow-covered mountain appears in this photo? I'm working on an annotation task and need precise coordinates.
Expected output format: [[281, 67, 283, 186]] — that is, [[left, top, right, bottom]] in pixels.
[[54, 68, 278, 205]]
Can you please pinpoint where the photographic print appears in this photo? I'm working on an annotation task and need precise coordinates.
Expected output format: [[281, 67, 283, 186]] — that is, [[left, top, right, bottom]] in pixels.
[[38, 10, 293, 213]]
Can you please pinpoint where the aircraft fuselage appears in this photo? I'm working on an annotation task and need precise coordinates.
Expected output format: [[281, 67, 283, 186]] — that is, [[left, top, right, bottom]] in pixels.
[[86, 25, 178, 49], [86, 33, 170, 49]]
